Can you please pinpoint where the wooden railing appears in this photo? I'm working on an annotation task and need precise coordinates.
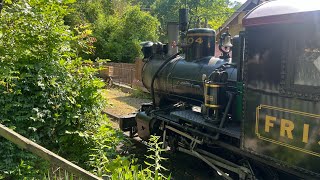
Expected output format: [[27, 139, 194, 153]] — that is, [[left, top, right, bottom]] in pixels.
[[0, 124, 101, 180]]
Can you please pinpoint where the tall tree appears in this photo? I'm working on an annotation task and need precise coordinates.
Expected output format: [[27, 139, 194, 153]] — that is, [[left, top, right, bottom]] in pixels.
[[195, 0, 235, 29], [144, 0, 239, 41], [105, 6, 159, 62], [65, 0, 159, 62]]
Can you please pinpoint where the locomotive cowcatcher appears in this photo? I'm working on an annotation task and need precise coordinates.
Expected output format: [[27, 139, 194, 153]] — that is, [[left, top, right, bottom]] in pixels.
[[120, 0, 320, 179]]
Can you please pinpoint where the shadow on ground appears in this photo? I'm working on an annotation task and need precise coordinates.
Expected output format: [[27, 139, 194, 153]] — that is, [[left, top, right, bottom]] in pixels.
[[114, 96, 151, 110]]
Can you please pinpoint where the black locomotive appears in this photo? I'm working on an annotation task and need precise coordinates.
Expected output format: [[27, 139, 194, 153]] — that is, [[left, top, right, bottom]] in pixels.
[[120, 1, 320, 179]]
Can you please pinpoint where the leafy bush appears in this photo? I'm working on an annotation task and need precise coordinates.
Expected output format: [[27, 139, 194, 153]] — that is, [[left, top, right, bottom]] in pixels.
[[88, 123, 127, 177], [0, 0, 122, 178], [0, 0, 168, 179], [103, 136, 170, 180], [105, 6, 159, 62], [66, 1, 159, 62]]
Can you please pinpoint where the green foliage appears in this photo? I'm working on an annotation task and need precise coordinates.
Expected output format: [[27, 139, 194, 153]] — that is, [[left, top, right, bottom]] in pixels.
[[86, 135, 170, 179], [144, 136, 169, 179], [110, 136, 170, 180], [88, 123, 127, 177], [0, 0, 122, 178], [0, 0, 242, 178], [195, 0, 236, 30], [66, 0, 240, 62], [0, 146, 50, 179], [109, 157, 158, 180], [66, 0, 159, 63], [131, 88, 151, 99], [0, 0, 157, 178], [107, 6, 159, 62], [144, 0, 241, 41]]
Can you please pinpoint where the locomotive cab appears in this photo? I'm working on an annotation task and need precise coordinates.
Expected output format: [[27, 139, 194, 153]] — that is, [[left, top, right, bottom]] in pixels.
[[243, 1, 320, 177]]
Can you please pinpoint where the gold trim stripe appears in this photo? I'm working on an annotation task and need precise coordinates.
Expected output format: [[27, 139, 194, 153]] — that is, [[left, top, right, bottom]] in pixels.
[[258, 134, 320, 157], [258, 104, 320, 118], [205, 103, 220, 108], [255, 106, 260, 135], [187, 33, 214, 37], [205, 84, 222, 88], [255, 104, 320, 157]]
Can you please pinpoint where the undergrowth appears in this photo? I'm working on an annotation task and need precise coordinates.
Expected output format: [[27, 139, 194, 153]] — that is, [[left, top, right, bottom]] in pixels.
[[0, 0, 122, 178], [108, 136, 170, 180], [130, 87, 151, 99], [0, 1, 169, 179]]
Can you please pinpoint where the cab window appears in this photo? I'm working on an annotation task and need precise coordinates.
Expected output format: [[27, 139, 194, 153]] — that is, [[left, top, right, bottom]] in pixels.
[[245, 25, 283, 93], [284, 22, 320, 96], [292, 29, 320, 86]]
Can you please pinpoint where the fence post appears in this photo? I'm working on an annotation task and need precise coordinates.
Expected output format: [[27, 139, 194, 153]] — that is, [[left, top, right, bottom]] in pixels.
[[130, 68, 133, 87]]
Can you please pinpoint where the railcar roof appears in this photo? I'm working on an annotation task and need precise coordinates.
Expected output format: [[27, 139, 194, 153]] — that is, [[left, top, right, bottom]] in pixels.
[[243, 0, 320, 27]]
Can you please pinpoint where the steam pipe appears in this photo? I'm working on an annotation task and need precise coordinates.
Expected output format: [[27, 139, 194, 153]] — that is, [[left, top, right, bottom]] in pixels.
[[213, 92, 235, 140]]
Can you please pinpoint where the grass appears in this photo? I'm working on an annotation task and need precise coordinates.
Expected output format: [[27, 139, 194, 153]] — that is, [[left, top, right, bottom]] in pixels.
[[130, 88, 151, 99]]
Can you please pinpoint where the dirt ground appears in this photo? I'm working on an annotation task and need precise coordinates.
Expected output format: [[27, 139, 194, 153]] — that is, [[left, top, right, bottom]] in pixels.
[[101, 88, 150, 117]]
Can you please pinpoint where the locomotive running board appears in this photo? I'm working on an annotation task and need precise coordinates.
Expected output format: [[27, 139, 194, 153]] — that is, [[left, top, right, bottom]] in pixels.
[[156, 113, 240, 139], [178, 147, 252, 180]]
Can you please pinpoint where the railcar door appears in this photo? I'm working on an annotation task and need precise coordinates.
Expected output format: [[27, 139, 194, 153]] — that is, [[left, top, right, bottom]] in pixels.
[[242, 21, 320, 176]]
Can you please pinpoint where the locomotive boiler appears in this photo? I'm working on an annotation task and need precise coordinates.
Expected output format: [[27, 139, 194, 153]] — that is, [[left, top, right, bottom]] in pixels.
[[120, 0, 320, 179]]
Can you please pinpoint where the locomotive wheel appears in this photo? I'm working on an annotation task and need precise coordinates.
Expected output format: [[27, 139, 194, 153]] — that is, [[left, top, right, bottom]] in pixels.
[[250, 162, 279, 180], [167, 134, 179, 153]]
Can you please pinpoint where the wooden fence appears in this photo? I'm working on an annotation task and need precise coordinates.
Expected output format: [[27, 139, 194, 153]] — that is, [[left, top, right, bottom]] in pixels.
[[108, 62, 136, 87], [0, 123, 101, 180], [99, 60, 146, 89]]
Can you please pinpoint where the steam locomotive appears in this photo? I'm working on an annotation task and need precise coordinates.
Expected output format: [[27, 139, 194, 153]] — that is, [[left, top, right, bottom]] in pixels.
[[120, 0, 320, 179]]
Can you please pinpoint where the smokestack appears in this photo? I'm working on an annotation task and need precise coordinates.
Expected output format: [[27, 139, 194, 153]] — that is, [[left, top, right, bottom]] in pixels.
[[167, 22, 179, 56], [179, 8, 188, 32]]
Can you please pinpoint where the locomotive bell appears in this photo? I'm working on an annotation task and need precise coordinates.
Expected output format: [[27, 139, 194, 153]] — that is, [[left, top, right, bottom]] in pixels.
[[223, 34, 233, 48], [219, 27, 233, 59], [220, 27, 233, 48]]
